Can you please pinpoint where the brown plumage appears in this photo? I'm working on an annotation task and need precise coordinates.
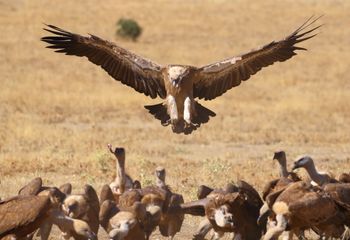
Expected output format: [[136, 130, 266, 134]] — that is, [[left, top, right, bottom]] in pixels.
[[0, 195, 52, 239], [261, 151, 301, 208], [59, 183, 73, 195], [258, 151, 302, 238], [99, 188, 145, 239], [192, 184, 228, 240], [104, 202, 147, 240], [197, 185, 215, 200], [263, 181, 347, 240], [62, 185, 100, 238], [41, 16, 321, 134], [0, 190, 96, 240], [107, 144, 137, 199], [18, 177, 43, 196], [18, 177, 72, 197], [100, 184, 116, 205], [99, 183, 170, 239], [338, 173, 350, 183], [138, 186, 168, 239], [158, 193, 184, 239], [154, 167, 184, 239], [15, 177, 72, 240], [323, 183, 350, 218], [180, 181, 263, 240], [99, 199, 119, 232], [121, 185, 181, 239], [292, 156, 338, 186]]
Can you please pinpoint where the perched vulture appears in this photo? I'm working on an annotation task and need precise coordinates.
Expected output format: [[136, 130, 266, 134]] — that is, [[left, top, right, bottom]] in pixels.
[[0, 191, 96, 240], [41, 16, 321, 134]]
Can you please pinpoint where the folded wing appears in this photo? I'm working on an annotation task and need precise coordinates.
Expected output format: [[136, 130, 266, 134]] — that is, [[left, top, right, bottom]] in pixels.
[[0, 196, 50, 238]]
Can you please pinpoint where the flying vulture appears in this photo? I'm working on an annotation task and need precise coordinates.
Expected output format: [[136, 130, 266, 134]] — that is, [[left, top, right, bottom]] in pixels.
[[41, 16, 321, 134]]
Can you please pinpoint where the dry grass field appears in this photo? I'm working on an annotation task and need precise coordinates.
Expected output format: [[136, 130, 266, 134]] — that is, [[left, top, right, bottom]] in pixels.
[[0, 0, 349, 239]]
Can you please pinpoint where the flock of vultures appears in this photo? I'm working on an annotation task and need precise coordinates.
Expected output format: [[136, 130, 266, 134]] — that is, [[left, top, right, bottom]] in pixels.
[[1, 145, 350, 240], [3, 15, 350, 240]]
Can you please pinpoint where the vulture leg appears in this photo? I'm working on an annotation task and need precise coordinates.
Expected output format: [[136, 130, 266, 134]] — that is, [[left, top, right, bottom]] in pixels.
[[281, 231, 293, 240], [167, 95, 178, 124], [211, 231, 224, 240], [258, 202, 272, 229], [184, 97, 199, 129], [263, 214, 288, 240], [232, 233, 242, 240], [39, 222, 53, 240], [184, 96, 192, 125], [144, 103, 170, 126], [192, 219, 212, 240]]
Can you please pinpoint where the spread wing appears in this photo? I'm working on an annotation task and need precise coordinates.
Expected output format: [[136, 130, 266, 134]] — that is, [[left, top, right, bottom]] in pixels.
[[194, 16, 322, 100], [175, 199, 209, 216], [41, 25, 166, 99], [0, 196, 50, 237], [197, 185, 214, 199]]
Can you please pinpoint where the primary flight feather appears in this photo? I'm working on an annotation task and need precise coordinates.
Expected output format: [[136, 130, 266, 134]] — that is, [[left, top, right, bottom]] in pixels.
[[41, 16, 321, 134]]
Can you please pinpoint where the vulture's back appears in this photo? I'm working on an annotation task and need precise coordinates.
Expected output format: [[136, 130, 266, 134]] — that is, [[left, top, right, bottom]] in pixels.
[[0, 195, 50, 238]]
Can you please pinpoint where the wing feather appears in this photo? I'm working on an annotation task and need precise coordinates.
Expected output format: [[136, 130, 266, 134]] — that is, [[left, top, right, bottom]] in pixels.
[[175, 199, 209, 216], [18, 177, 43, 196], [194, 16, 322, 100], [41, 25, 166, 99], [0, 196, 50, 237]]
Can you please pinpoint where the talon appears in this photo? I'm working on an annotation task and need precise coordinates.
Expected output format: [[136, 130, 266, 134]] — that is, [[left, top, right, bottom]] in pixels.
[[161, 119, 171, 126], [185, 121, 199, 129]]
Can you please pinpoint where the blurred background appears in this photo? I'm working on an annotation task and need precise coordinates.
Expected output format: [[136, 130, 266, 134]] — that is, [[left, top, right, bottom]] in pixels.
[[0, 0, 349, 238]]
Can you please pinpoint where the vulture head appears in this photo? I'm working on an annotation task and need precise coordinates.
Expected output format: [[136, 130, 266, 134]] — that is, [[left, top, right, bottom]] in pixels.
[[108, 202, 146, 240], [72, 219, 97, 240], [155, 167, 166, 182], [213, 204, 235, 228], [108, 144, 126, 168], [207, 193, 244, 231], [273, 151, 286, 165], [292, 156, 314, 171], [63, 195, 89, 218], [48, 187, 66, 207]]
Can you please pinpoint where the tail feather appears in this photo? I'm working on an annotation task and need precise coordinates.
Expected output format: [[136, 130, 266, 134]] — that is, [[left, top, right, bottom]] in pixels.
[[193, 102, 216, 125], [144, 102, 216, 135], [144, 103, 170, 126]]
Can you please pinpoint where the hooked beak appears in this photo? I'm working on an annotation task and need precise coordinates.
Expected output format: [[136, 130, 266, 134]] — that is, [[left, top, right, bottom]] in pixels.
[[67, 205, 76, 217], [214, 208, 234, 228], [86, 231, 97, 240], [108, 223, 130, 240], [292, 162, 299, 171]]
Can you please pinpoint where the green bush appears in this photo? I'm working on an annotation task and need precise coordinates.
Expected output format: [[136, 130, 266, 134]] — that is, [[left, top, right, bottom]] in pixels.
[[116, 18, 142, 41]]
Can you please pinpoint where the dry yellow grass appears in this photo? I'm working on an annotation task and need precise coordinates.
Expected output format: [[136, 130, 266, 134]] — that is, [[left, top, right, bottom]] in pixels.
[[0, 0, 349, 239]]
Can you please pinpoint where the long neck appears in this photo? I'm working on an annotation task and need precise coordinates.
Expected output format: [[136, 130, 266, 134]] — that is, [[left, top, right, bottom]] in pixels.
[[156, 177, 166, 188], [117, 157, 126, 193], [304, 163, 325, 185], [278, 159, 289, 178], [49, 209, 74, 232]]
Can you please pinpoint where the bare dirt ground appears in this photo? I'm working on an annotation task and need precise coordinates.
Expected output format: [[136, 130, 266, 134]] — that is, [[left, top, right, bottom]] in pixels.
[[0, 0, 349, 239]]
